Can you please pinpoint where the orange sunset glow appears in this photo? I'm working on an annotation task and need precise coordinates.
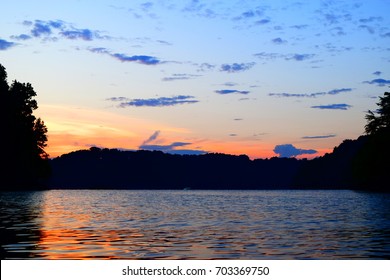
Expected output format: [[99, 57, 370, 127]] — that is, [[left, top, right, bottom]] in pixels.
[[38, 104, 330, 159]]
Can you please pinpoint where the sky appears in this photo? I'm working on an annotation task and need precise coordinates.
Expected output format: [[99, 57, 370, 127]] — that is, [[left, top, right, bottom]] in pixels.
[[1, 0, 389, 159]]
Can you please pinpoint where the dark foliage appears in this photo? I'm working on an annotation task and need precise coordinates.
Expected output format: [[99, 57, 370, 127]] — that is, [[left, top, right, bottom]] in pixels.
[[49, 148, 303, 189], [0, 64, 50, 190], [351, 128, 390, 191], [365, 92, 390, 135], [294, 92, 390, 192], [293, 136, 369, 189]]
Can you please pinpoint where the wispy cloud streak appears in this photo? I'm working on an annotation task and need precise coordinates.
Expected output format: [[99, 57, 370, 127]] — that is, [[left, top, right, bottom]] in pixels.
[[89, 47, 161, 65], [139, 131, 206, 155], [17, 19, 109, 41], [254, 52, 316, 62], [302, 134, 336, 139], [162, 73, 201, 81], [215, 89, 249, 95], [311, 104, 352, 110], [364, 78, 390, 86], [142, 130, 160, 146], [220, 63, 255, 73], [107, 95, 199, 107], [0, 39, 16, 50], [269, 88, 352, 98]]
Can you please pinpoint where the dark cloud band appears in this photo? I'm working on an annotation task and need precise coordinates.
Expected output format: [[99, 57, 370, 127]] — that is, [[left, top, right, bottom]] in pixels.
[[107, 95, 199, 107], [0, 39, 16, 50], [302, 134, 336, 139], [215, 89, 249, 95], [220, 62, 255, 73], [311, 104, 352, 110], [269, 88, 352, 98], [274, 144, 317, 158], [89, 47, 161, 65], [364, 78, 390, 87]]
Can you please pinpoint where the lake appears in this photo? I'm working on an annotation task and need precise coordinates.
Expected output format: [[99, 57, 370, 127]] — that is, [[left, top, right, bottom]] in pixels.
[[1, 190, 389, 259]]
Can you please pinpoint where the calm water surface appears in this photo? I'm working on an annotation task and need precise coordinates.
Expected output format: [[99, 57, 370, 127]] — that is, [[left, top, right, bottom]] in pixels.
[[1, 190, 389, 259]]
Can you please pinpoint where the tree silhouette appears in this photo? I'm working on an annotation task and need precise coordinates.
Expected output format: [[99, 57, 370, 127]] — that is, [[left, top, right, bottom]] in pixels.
[[0, 63, 50, 189], [365, 92, 390, 135]]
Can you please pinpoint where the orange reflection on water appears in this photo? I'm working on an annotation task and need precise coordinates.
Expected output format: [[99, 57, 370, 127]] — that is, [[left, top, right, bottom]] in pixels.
[[37, 192, 131, 259], [38, 228, 124, 259]]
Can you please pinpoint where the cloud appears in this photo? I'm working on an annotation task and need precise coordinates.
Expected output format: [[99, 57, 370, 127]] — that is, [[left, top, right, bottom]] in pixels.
[[242, 11, 257, 18], [181, 0, 217, 18], [156, 40, 172, 45], [141, 2, 154, 11], [232, 7, 266, 21], [112, 53, 160, 65], [290, 24, 308, 29], [273, 144, 317, 158], [89, 47, 161, 65], [286, 53, 315, 61], [182, 0, 205, 13], [140, 143, 206, 155], [197, 63, 216, 72], [319, 10, 352, 26], [381, 32, 390, 38], [359, 16, 382, 23], [269, 88, 352, 98], [319, 43, 353, 53], [142, 130, 160, 146], [0, 39, 16, 50], [127, 1, 159, 19], [327, 88, 353, 95], [359, 25, 375, 34], [254, 52, 315, 62], [22, 20, 33, 26], [272, 37, 287, 44], [329, 26, 346, 36], [254, 52, 283, 60], [10, 34, 32, 40], [364, 78, 390, 87], [302, 134, 336, 139], [60, 29, 95, 41], [139, 131, 206, 155], [269, 92, 323, 98], [106, 97, 128, 102], [220, 62, 255, 73], [22, 19, 108, 41], [31, 20, 58, 37], [233, 10, 257, 20], [255, 19, 271, 25], [162, 73, 201, 81], [222, 82, 238, 87], [107, 95, 199, 107], [311, 104, 352, 110], [372, 71, 382, 76], [215, 89, 249, 95], [88, 47, 108, 54]]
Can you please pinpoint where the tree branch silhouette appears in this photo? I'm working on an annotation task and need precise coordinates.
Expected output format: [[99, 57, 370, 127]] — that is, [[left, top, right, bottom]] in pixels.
[[0, 64, 50, 190]]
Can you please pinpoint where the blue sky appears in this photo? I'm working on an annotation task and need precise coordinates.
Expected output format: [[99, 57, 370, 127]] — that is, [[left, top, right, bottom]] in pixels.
[[1, 0, 389, 158]]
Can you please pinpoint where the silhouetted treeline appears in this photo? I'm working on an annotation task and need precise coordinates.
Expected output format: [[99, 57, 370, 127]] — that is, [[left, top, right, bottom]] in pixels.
[[295, 130, 389, 191], [49, 148, 303, 189], [48, 128, 389, 192], [0, 64, 50, 190], [47, 137, 387, 191]]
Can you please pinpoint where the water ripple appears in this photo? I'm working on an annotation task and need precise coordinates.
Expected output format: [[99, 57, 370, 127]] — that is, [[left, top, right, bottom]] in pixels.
[[1, 190, 389, 259]]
